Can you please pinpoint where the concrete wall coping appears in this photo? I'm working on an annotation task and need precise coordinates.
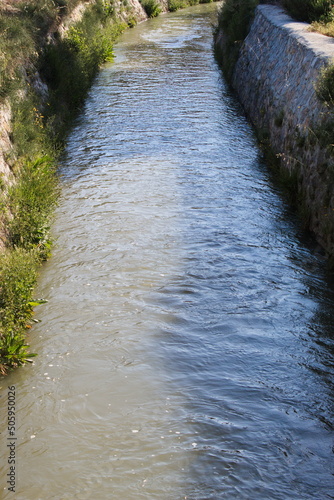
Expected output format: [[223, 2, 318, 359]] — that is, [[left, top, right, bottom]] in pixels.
[[258, 4, 334, 61]]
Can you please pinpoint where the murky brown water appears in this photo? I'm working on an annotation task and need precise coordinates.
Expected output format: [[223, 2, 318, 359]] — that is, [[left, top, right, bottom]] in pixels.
[[1, 4, 334, 499]]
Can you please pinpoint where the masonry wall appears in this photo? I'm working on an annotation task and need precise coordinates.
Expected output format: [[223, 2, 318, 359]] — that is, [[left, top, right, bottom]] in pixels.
[[220, 4, 334, 259]]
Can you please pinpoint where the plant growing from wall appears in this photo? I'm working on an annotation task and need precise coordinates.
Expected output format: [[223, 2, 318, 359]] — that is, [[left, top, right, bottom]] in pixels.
[[313, 62, 334, 152], [217, 0, 259, 42], [316, 62, 334, 105]]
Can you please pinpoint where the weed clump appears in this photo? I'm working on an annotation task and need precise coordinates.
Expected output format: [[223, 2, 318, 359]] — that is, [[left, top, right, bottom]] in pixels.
[[313, 63, 334, 152], [214, 0, 258, 81], [283, 0, 333, 23], [316, 63, 334, 105], [0, 248, 40, 374], [140, 0, 162, 17], [7, 156, 59, 256]]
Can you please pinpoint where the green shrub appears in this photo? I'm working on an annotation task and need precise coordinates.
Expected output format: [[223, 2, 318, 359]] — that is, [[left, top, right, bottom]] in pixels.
[[283, 0, 333, 23], [215, 0, 258, 81], [168, 0, 204, 11], [7, 156, 59, 257], [140, 0, 162, 17], [0, 248, 40, 373], [127, 17, 137, 27], [316, 62, 334, 105], [168, 0, 186, 11], [41, 2, 126, 131], [217, 0, 259, 42]]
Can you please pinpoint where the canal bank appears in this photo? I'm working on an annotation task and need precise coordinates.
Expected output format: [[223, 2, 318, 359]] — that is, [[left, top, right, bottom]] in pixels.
[[215, 3, 334, 265]]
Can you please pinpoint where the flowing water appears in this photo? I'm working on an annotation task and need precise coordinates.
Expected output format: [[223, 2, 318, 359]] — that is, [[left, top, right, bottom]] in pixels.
[[1, 4, 334, 499]]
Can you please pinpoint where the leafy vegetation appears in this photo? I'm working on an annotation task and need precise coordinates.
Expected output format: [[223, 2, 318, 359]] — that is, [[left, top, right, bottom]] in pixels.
[[0, 248, 40, 374], [214, 0, 259, 80], [140, 0, 162, 17], [7, 156, 59, 257], [42, 1, 127, 140], [0, 10, 36, 100], [316, 63, 334, 105], [168, 0, 212, 13], [312, 63, 334, 152], [283, 0, 333, 23]]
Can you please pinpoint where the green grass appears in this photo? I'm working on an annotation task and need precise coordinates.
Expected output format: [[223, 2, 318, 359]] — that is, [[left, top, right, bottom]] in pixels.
[[7, 156, 59, 256], [0, 10, 36, 100], [310, 19, 334, 36], [0, 248, 40, 374]]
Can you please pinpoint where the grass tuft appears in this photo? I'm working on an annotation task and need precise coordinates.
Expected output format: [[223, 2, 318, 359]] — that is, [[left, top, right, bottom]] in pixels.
[[315, 62, 334, 105], [140, 0, 162, 17]]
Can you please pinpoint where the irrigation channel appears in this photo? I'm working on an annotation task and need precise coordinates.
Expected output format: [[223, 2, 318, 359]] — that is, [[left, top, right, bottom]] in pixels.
[[1, 3, 334, 499]]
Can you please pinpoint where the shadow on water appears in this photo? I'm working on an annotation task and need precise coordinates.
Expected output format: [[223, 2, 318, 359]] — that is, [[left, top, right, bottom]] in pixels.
[[144, 77, 334, 498], [150, 248, 334, 498], [149, 176, 334, 498]]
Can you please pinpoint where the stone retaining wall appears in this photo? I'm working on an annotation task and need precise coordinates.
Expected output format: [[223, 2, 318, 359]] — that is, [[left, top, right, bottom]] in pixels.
[[221, 4, 334, 259]]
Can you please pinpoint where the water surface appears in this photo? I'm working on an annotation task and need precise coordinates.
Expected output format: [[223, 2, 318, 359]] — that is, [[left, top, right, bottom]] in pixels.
[[1, 4, 334, 499]]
